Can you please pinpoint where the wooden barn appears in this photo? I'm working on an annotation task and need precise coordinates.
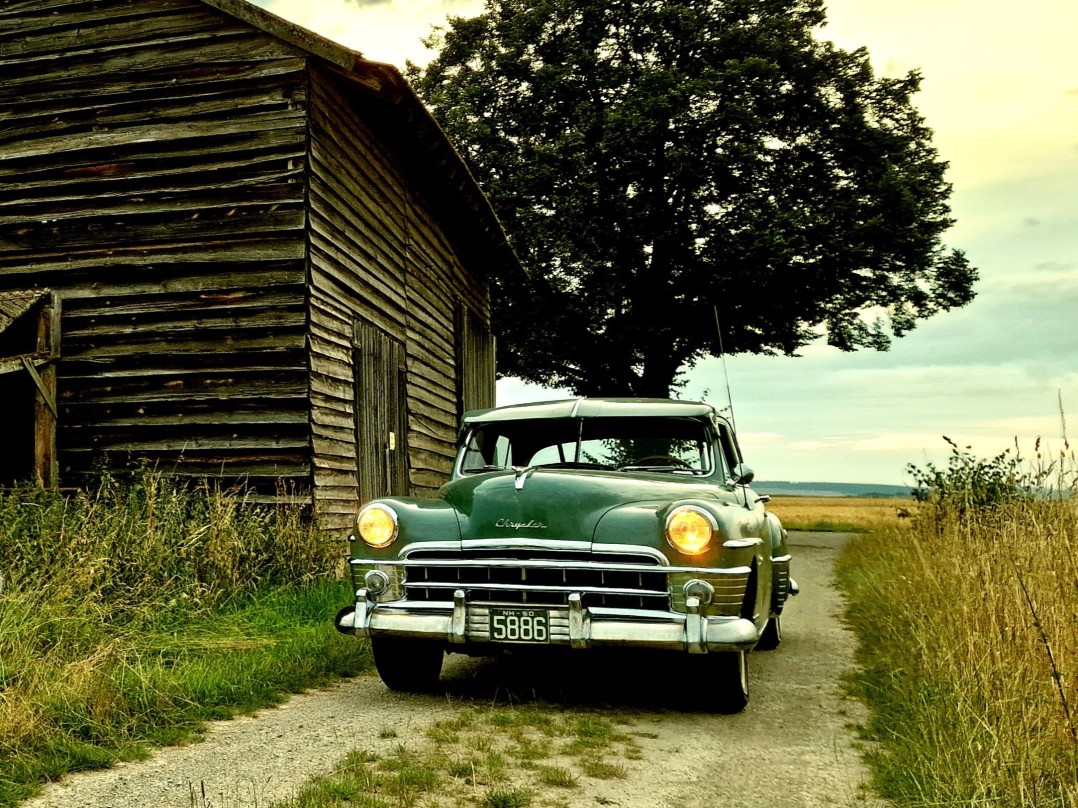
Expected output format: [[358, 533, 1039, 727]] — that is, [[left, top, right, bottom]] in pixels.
[[0, 0, 514, 535]]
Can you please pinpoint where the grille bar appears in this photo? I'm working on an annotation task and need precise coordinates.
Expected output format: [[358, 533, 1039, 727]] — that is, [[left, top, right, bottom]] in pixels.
[[401, 580, 668, 597]]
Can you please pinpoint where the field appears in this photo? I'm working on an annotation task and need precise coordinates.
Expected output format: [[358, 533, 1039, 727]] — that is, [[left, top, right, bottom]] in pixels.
[[765, 494, 916, 533]]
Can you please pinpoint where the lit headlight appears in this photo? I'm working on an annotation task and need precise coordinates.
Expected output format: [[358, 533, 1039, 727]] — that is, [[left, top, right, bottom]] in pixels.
[[356, 504, 399, 548], [666, 506, 715, 555]]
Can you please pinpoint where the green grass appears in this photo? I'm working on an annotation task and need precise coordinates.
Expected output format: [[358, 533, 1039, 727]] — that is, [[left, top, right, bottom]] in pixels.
[[0, 475, 370, 807]]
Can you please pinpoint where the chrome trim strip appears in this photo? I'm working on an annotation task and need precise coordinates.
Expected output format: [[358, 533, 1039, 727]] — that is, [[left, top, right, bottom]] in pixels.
[[722, 538, 764, 549], [354, 557, 752, 577], [406, 580, 667, 597], [591, 544, 670, 564], [459, 538, 592, 552], [399, 541, 461, 558]]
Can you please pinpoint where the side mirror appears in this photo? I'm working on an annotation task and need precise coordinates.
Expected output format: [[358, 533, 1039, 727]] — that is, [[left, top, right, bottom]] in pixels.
[[731, 463, 755, 486]]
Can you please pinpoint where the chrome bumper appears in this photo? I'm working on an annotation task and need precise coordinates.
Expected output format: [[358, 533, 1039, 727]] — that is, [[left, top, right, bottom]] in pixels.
[[336, 588, 759, 653]]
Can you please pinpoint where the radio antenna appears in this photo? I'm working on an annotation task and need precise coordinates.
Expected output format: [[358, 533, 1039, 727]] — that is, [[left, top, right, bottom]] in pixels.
[[713, 305, 736, 430]]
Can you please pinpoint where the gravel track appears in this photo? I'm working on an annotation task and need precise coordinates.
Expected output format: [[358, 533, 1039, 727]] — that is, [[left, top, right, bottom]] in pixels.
[[24, 532, 885, 808]]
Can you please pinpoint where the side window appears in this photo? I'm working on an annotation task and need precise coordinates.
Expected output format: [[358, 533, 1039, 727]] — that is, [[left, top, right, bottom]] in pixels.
[[716, 424, 739, 478], [462, 430, 511, 470]]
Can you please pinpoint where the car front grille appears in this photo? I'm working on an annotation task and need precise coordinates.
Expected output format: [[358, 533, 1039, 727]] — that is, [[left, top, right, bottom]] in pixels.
[[397, 548, 671, 611]]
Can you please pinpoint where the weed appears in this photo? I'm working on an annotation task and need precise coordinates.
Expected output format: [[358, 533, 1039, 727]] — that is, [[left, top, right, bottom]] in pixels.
[[580, 758, 627, 780], [480, 786, 534, 808], [536, 765, 579, 788]]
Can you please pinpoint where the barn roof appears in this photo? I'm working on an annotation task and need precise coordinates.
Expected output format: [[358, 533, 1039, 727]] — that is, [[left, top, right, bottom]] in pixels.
[[200, 0, 521, 276], [0, 290, 46, 335]]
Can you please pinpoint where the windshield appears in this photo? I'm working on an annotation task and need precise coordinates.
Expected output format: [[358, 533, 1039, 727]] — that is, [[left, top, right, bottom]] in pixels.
[[458, 416, 717, 476]]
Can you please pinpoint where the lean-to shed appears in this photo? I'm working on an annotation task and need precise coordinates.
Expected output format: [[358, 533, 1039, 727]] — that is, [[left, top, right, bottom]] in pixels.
[[0, 0, 514, 535]]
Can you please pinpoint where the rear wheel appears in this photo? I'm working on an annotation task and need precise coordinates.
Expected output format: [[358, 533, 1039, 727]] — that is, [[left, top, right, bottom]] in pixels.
[[370, 637, 444, 692], [756, 616, 782, 650]]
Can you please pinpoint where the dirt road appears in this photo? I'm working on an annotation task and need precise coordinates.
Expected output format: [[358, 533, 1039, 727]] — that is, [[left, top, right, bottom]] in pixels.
[[25, 532, 884, 808]]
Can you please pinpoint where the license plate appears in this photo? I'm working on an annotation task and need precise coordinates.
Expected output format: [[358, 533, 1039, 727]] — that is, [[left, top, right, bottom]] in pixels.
[[488, 608, 549, 643]]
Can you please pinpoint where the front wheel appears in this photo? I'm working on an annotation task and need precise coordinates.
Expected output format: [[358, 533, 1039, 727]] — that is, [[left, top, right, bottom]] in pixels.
[[711, 650, 749, 713], [685, 650, 749, 714], [370, 637, 444, 692]]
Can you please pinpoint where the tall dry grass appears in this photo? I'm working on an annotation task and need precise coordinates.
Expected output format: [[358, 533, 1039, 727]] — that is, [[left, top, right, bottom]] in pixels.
[[839, 440, 1078, 807], [0, 472, 364, 806]]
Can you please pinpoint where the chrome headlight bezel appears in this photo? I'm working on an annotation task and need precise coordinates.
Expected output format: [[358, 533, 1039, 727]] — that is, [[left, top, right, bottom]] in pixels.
[[665, 505, 717, 556], [356, 503, 399, 548]]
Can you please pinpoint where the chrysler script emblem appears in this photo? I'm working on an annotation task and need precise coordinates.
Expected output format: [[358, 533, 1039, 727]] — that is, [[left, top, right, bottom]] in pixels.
[[495, 518, 548, 530]]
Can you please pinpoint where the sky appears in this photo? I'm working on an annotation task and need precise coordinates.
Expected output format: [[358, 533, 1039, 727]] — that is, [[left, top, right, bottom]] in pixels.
[[254, 0, 1078, 486]]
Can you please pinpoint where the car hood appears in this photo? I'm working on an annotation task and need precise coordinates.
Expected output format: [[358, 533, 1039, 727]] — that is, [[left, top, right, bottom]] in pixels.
[[441, 468, 730, 548]]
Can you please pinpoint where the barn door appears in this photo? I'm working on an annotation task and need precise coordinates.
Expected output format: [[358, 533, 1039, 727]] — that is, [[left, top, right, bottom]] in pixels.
[[353, 319, 409, 503]]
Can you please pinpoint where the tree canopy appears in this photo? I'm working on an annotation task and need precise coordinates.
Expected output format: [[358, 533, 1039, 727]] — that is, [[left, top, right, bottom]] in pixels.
[[408, 0, 978, 398]]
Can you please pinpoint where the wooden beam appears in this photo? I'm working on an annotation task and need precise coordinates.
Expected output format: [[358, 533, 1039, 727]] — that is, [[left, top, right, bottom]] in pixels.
[[32, 295, 60, 488]]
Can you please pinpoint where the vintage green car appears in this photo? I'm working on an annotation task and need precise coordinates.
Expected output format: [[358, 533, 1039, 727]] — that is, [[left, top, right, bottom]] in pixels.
[[335, 398, 796, 712]]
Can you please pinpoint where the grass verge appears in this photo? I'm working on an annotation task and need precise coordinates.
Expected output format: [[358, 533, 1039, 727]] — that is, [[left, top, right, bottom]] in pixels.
[[836, 492, 1078, 806], [0, 475, 370, 807]]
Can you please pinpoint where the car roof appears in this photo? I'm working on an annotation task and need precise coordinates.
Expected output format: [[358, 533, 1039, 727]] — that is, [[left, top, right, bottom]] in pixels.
[[461, 398, 719, 425]]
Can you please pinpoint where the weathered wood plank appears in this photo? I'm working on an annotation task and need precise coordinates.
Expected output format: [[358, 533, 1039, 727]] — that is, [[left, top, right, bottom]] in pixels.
[[0, 213, 306, 260], [0, 241, 307, 276], [61, 329, 306, 360], [0, 3, 239, 55], [0, 128, 305, 182], [47, 268, 305, 300], [0, 109, 305, 163], [309, 371, 354, 403], [62, 286, 303, 319], [311, 405, 355, 433], [66, 410, 308, 429], [307, 244, 407, 328]]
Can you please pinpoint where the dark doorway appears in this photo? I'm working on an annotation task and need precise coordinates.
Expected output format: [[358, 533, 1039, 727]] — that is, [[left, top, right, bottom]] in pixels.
[[0, 373, 36, 486], [0, 290, 58, 488]]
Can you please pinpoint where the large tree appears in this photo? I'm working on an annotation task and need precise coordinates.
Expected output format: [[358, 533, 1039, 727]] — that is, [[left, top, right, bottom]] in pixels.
[[409, 0, 977, 398]]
